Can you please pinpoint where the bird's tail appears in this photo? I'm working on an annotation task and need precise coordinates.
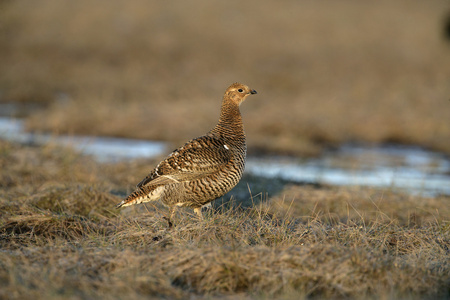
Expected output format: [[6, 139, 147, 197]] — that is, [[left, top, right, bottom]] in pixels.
[[116, 185, 164, 209]]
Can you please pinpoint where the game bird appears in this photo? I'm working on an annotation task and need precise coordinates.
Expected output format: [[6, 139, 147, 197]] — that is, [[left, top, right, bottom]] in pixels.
[[116, 82, 257, 226]]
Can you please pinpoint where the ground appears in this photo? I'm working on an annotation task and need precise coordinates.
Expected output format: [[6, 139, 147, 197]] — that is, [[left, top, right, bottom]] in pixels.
[[0, 0, 449, 299], [0, 140, 448, 299]]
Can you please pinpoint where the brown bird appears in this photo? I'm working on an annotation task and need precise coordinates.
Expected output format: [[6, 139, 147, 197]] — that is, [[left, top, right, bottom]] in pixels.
[[116, 82, 257, 225]]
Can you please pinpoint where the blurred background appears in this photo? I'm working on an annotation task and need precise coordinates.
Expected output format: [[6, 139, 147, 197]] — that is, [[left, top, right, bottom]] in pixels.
[[1, 0, 449, 157]]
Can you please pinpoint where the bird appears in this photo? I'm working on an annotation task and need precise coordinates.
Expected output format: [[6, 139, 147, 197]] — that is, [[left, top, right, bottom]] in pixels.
[[116, 82, 257, 225]]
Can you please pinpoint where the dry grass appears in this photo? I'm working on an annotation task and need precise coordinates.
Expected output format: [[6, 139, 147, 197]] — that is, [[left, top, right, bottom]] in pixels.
[[1, 140, 449, 299], [1, 2, 449, 297], [1, 0, 450, 156]]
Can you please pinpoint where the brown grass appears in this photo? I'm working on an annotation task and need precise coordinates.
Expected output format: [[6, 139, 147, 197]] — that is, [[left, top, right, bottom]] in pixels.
[[1, 140, 449, 299], [1, 0, 450, 156]]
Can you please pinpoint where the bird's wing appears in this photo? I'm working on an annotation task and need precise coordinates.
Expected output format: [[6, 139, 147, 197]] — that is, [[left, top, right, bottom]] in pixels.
[[136, 135, 232, 188]]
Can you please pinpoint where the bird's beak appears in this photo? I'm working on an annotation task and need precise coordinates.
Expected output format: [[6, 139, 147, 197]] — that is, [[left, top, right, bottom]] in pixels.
[[250, 89, 257, 95]]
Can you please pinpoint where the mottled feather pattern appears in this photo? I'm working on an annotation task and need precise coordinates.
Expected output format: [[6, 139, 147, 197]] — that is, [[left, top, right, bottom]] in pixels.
[[137, 136, 232, 188], [116, 82, 257, 219]]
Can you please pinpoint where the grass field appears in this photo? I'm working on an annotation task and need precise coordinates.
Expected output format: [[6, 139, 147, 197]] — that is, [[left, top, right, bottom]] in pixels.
[[0, 140, 449, 299], [1, 0, 450, 155], [1, 0, 450, 299]]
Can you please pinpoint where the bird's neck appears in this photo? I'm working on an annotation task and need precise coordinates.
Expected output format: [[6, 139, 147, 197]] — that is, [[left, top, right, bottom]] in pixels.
[[210, 99, 245, 142]]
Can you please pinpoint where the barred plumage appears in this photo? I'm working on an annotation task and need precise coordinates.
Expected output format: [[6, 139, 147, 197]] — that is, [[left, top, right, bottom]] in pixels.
[[116, 82, 257, 222]]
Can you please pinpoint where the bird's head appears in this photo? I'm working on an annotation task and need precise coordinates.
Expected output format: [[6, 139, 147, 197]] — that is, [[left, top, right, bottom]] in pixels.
[[224, 82, 257, 105]]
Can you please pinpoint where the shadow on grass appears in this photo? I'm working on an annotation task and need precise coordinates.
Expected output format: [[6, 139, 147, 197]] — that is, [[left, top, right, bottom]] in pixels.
[[216, 173, 322, 210]]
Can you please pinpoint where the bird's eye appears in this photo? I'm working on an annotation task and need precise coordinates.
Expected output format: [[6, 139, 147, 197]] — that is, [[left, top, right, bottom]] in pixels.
[[238, 89, 244, 93]]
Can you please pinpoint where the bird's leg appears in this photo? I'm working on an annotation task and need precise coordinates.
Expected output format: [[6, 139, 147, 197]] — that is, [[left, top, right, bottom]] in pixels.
[[163, 207, 175, 229], [194, 207, 203, 220], [202, 202, 213, 218], [162, 216, 173, 228]]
